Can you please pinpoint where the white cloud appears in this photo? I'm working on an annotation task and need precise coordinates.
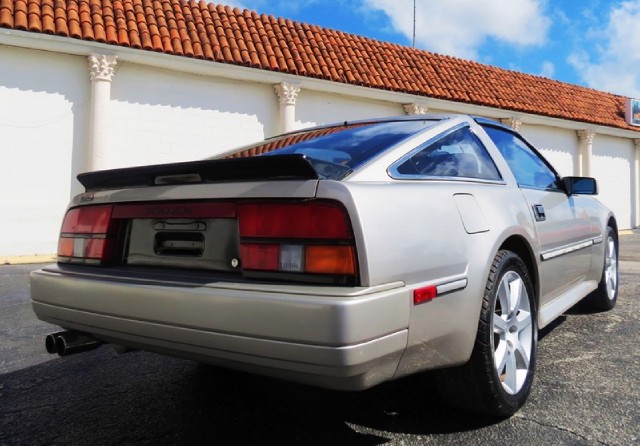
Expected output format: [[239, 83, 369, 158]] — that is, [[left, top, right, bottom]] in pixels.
[[568, 0, 640, 97], [361, 0, 551, 59], [239, 0, 321, 15], [223, 0, 246, 9], [540, 61, 555, 78]]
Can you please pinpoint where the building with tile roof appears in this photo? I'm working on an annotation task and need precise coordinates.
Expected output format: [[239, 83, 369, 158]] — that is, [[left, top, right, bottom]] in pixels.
[[0, 0, 639, 259]]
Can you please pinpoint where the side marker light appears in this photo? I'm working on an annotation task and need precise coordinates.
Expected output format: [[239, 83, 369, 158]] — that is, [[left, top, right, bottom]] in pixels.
[[413, 285, 437, 305]]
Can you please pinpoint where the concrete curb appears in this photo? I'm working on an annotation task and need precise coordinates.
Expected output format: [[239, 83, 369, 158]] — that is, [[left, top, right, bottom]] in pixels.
[[1, 254, 57, 265]]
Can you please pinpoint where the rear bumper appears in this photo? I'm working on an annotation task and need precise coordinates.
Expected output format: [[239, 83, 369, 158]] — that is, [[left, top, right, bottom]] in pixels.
[[30, 265, 410, 390]]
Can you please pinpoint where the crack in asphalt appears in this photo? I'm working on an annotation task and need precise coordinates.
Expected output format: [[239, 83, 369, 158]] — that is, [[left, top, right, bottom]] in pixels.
[[513, 415, 608, 445]]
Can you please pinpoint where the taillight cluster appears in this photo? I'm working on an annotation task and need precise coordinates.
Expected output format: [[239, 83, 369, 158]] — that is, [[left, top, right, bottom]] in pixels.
[[237, 202, 357, 280], [56, 200, 358, 283], [57, 205, 119, 264]]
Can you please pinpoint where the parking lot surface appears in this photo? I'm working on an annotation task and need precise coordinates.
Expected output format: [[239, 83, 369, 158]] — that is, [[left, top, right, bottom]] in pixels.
[[1, 239, 639, 445]]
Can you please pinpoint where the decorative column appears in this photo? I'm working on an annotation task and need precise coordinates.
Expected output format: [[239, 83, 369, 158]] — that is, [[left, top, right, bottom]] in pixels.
[[500, 117, 522, 132], [403, 102, 428, 115], [88, 54, 118, 171], [273, 82, 300, 134], [577, 130, 595, 177]]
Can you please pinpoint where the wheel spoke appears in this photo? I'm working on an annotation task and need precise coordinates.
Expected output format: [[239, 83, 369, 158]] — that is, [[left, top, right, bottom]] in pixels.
[[516, 312, 532, 332], [493, 316, 508, 334], [504, 350, 517, 393], [610, 258, 617, 274], [514, 340, 530, 370], [611, 273, 618, 289], [509, 277, 523, 315], [495, 340, 507, 372]]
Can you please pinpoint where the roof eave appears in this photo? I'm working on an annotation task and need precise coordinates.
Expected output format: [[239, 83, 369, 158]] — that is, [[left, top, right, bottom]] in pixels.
[[2, 27, 639, 139]]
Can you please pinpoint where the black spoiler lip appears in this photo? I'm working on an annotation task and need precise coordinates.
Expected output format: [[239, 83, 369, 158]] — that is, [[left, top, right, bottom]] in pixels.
[[77, 154, 319, 192]]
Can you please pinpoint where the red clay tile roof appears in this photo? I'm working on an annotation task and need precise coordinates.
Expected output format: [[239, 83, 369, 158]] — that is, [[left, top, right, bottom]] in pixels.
[[225, 122, 370, 158], [1, 0, 637, 133]]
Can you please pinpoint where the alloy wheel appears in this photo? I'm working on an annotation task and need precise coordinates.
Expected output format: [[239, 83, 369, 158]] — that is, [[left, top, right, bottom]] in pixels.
[[492, 271, 533, 395]]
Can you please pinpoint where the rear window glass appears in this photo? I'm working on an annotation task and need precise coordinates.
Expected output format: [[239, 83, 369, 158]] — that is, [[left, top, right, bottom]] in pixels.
[[392, 126, 502, 180], [224, 120, 437, 179]]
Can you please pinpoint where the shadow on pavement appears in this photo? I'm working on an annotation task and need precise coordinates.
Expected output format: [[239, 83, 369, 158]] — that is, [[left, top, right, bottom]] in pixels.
[[0, 347, 502, 445]]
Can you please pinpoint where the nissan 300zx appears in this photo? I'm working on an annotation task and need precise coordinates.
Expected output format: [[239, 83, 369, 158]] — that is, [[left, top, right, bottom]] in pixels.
[[30, 114, 618, 416]]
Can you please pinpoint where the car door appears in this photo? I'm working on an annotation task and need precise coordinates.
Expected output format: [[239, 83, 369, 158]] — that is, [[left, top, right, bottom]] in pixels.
[[481, 125, 593, 304]]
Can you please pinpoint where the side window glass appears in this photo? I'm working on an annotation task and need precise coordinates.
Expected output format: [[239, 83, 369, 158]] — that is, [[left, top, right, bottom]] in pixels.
[[482, 126, 560, 190], [394, 126, 501, 180]]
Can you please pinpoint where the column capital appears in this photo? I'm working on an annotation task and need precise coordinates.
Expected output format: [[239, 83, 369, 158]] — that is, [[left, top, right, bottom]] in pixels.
[[577, 129, 596, 145], [403, 102, 429, 115], [273, 82, 300, 106], [577, 130, 595, 177], [88, 55, 118, 82], [634, 139, 640, 150], [500, 118, 522, 132]]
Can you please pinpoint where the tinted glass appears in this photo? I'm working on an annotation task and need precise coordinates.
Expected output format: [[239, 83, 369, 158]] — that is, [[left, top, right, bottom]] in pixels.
[[483, 126, 560, 190], [226, 120, 437, 179], [394, 126, 501, 180]]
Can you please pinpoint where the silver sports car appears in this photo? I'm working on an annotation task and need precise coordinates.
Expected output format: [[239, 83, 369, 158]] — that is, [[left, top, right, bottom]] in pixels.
[[31, 114, 618, 416]]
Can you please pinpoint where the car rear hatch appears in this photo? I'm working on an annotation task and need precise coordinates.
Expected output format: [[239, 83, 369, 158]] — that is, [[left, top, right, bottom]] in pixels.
[[59, 155, 358, 285]]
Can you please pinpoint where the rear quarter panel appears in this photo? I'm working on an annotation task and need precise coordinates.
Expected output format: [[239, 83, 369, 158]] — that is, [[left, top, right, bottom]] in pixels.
[[316, 179, 539, 371]]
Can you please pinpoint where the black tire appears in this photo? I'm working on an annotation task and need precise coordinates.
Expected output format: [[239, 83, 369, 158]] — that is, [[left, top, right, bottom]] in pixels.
[[437, 250, 537, 417], [584, 226, 618, 311]]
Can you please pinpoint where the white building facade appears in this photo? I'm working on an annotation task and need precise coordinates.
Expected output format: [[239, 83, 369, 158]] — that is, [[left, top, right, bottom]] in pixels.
[[1, 28, 640, 261]]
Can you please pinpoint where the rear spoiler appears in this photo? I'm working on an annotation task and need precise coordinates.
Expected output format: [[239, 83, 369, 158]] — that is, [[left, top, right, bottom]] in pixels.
[[78, 155, 319, 192]]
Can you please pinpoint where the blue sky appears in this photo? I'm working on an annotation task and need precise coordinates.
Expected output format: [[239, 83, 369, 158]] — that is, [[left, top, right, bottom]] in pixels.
[[229, 0, 640, 98]]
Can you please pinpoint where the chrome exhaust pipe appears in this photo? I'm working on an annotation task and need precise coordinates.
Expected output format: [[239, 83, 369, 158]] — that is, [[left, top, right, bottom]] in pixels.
[[45, 331, 102, 356]]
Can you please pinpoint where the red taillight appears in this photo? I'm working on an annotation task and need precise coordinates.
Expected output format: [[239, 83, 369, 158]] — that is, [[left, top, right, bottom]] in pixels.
[[240, 244, 280, 271], [238, 203, 351, 239], [57, 205, 118, 264], [238, 202, 357, 279], [60, 206, 112, 234], [55, 200, 358, 281]]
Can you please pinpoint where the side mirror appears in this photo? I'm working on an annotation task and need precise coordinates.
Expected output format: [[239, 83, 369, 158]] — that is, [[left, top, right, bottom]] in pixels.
[[562, 176, 598, 195]]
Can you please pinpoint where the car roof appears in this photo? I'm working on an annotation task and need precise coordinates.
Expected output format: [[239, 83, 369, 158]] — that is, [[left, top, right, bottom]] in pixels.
[[267, 114, 519, 142], [264, 114, 454, 141]]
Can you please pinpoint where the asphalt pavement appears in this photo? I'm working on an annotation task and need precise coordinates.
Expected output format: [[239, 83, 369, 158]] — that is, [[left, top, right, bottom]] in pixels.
[[1, 235, 639, 445], [619, 229, 640, 262]]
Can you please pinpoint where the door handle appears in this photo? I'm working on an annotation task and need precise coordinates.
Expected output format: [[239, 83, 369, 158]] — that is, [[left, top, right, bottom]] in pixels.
[[533, 204, 546, 222]]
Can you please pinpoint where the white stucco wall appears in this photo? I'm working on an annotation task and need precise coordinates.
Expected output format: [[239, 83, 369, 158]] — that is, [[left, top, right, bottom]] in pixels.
[[592, 136, 634, 229], [0, 45, 89, 257], [109, 64, 276, 168], [295, 89, 402, 128], [1, 37, 639, 258], [520, 124, 578, 178]]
